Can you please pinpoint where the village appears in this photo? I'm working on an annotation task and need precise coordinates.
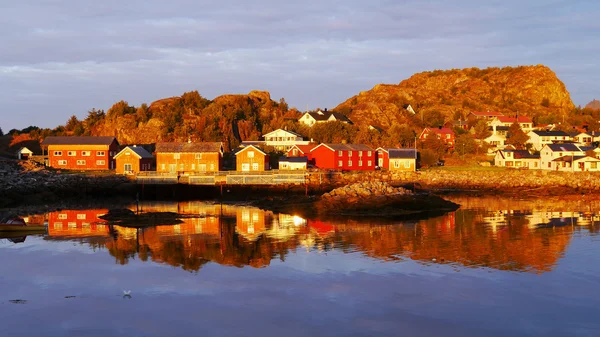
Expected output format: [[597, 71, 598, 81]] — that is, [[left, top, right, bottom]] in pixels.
[[10, 108, 600, 180]]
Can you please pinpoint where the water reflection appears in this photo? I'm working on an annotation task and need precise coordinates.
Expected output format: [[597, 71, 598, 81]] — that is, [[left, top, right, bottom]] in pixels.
[[15, 199, 599, 274]]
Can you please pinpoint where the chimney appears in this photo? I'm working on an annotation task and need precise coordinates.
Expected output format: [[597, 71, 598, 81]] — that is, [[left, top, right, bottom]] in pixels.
[[324, 108, 328, 112], [438, 125, 442, 130]]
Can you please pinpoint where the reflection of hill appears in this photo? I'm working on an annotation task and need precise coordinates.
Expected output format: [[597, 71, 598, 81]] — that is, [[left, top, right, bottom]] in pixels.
[[39, 201, 592, 274]]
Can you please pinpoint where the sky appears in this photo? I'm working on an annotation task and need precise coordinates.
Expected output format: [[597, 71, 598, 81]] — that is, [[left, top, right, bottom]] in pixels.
[[1, 0, 599, 131]]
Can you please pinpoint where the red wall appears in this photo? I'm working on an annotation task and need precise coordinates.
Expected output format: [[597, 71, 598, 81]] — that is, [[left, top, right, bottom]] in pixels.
[[47, 141, 119, 170], [377, 150, 389, 169], [311, 146, 375, 170]]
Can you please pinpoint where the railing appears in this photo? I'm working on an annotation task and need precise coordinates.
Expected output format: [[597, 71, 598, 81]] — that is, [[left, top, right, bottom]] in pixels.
[[135, 170, 307, 185]]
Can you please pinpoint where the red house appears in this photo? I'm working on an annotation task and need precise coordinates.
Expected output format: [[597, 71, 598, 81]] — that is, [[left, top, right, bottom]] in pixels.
[[309, 143, 376, 170], [418, 127, 456, 147], [41, 136, 119, 170], [468, 111, 504, 120]]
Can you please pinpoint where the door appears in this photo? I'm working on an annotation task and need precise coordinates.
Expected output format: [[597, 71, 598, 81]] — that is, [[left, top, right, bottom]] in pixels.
[[124, 163, 132, 173], [169, 164, 176, 172], [378, 158, 384, 167], [241, 163, 250, 171]]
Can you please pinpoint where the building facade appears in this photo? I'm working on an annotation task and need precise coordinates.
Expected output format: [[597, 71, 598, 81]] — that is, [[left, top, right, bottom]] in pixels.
[[235, 145, 270, 171], [310, 144, 375, 170], [41, 136, 119, 170], [156, 142, 223, 173], [114, 145, 154, 174]]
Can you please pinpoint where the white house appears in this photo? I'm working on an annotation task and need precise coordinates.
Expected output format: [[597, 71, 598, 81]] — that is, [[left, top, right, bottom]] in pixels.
[[16, 147, 33, 160], [540, 144, 585, 170], [298, 109, 352, 127], [278, 156, 308, 170], [262, 129, 310, 151], [484, 126, 509, 153], [527, 130, 571, 151], [571, 132, 594, 147], [489, 116, 534, 132], [494, 149, 540, 169], [551, 155, 600, 172]]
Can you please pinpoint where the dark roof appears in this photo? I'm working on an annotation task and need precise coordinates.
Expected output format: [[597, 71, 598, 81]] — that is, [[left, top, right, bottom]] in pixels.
[[552, 155, 595, 162], [279, 156, 308, 163], [41, 136, 117, 146], [117, 146, 153, 159], [531, 130, 569, 137], [329, 112, 352, 123], [546, 143, 582, 152], [302, 111, 352, 123], [389, 149, 417, 159], [489, 126, 510, 131], [155, 142, 222, 153], [503, 150, 539, 159]]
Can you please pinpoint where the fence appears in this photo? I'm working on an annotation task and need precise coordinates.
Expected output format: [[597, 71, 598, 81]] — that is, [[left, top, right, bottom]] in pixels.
[[135, 171, 306, 185]]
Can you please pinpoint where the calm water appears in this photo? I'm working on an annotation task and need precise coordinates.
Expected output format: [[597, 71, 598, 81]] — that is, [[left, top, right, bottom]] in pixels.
[[1, 196, 599, 337]]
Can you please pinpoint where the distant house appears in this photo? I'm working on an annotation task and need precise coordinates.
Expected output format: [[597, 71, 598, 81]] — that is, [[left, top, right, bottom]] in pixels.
[[278, 156, 308, 170], [468, 111, 504, 120], [418, 127, 456, 147], [298, 109, 352, 127], [16, 147, 33, 160], [446, 120, 469, 131], [484, 126, 509, 153], [527, 131, 571, 151], [571, 132, 593, 146], [551, 155, 600, 172], [156, 142, 223, 173], [494, 149, 540, 169], [235, 145, 270, 171], [403, 104, 417, 115], [489, 116, 533, 131], [114, 145, 154, 174], [310, 143, 375, 170], [388, 149, 418, 172], [41, 136, 119, 170], [262, 129, 310, 151], [540, 144, 585, 170]]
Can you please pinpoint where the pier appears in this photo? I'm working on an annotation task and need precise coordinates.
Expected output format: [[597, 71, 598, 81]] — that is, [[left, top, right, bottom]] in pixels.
[[135, 171, 308, 185]]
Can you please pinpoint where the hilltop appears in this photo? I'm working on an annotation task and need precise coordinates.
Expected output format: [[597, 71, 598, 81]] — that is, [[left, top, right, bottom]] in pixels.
[[334, 65, 574, 129], [586, 99, 600, 110]]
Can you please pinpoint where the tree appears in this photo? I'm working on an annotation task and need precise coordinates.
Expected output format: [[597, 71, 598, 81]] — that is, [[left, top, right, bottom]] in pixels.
[[506, 121, 529, 149], [423, 109, 445, 128], [472, 120, 491, 141], [0, 127, 4, 137], [136, 103, 151, 124], [65, 115, 81, 131], [85, 109, 105, 129], [454, 134, 477, 156], [384, 123, 415, 147], [107, 100, 135, 120], [419, 131, 447, 160]]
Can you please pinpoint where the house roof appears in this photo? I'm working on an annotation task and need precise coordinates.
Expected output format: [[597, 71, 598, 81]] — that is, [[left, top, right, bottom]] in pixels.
[[289, 144, 317, 154], [312, 143, 374, 152], [17, 147, 33, 154], [489, 126, 510, 131], [235, 144, 267, 156], [502, 150, 539, 159], [545, 143, 582, 152], [531, 130, 569, 137], [301, 110, 352, 123], [389, 148, 417, 159], [262, 129, 305, 138], [155, 142, 223, 153], [41, 136, 117, 146], [328, 112, 352, 123], [422, 127, 455, 135], [552, 155, 599, 163], [114, 146, 153, 159], [279, 156, 308, 163], [470, 111, 504, 117], [497, 116, 532, 123]]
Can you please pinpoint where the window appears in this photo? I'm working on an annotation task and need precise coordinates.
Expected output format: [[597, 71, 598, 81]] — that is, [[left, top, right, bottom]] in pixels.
[[161, 164, 166, 170], [534, 162, 538, 168], [191, 164, 195, 170], [68, 222, 77, 228], [394, 161, 400, 168], [58, 160, 67, 165], [77, 214, 86, 220], [367, 151, 372, 156], [404, 160, 411, 168], [54, 151, 62, 156], [174, 153, 180, 159], [358, 151, 363, 156], [548, 162, 551, 168], [348, 151, 352, 156], [338, 151, 343, 156], [124, 164, 132, 172], [348, 161, 352, 166], [592, 162, 597, 169], [81, 151, 90, 156], [252, 163, 259, 171], [338, 160, 342, 167], [77, 160, 86, 165], [446, 134, 451, 139], [125, 152, 130, 156], [210, 163, 215, 171], [359, 160, 363, 167], [97, 151, 105, 156], [292, 149, 298, 156], [179, 164, 184, 170], [96, 160, 105, 166], [368, 160, 372, 166], [68, 151, 76, 156], [195, 153, 202, 159], [58, 214, 67, 220]]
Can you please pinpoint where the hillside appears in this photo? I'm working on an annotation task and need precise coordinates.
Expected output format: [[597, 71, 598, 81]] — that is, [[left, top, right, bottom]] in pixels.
[[334, 65, 575, 129], [586, 99, 600, 110]]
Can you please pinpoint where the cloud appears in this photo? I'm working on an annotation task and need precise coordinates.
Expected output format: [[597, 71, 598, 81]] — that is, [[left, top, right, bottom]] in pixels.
[[1, 0, 598, 129]]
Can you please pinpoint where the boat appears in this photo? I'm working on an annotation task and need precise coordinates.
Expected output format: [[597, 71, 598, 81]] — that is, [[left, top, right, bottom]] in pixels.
[[0, 215, 46, 232]]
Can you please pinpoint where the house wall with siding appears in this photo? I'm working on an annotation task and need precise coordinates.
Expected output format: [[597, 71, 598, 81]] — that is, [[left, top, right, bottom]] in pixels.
[[389, 158, 416, 171], [236, 149, 269, 171], [376, 150, 389, 169], [311, 147, 375, 170], [47, 143, 118, 170], [115, 148, 154, 174], [157, 152, 221, 173]]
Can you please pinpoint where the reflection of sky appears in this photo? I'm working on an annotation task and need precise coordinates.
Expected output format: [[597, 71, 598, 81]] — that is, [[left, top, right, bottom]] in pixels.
[[1, 233, 600, 337]]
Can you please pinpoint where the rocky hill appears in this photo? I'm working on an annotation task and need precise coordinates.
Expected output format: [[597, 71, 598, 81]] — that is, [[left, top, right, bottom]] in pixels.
[[334, 65, 574, 129], [585, 99, 600, 110]]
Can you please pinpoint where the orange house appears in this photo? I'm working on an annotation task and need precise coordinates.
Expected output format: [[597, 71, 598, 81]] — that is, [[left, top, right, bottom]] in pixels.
[[41, 136, 119, 170], [156, 142, 223, 173], [114, 145, 154, 174], [235, 145, 270, 171]]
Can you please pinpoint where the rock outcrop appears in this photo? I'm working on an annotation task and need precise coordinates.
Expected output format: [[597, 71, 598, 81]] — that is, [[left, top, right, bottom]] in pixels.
[[334, 65, 575, 129]]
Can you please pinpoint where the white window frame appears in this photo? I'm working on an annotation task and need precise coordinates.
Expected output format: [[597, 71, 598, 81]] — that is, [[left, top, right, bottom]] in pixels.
[[97, 151, 105, 156], [252, 162, 259, 171], [174, 153, 180, 159], [58, 160, 67, 166], [96, 160, 105, 166], [348, 160, 352, 166], [247, 151, 254, 158], [54, 151, 62, 156], [68, 151, 76, 156], [338, 160, 342, 167], [81, 151, 91, 156], [76, 160, 86, 165]]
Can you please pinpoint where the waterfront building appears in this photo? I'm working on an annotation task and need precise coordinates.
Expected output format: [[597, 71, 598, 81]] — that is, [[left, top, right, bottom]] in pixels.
[[41, 136, 119, 170], [156, 142, 223, 173], [113, 145, 154, 174]]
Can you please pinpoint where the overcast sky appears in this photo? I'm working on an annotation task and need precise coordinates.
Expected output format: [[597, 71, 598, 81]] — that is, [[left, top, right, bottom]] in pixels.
[[1, 0, 598, 130]]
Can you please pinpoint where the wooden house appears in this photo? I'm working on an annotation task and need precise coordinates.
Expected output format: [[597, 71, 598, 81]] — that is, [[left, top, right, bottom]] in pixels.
[[489, 116, 533, 131], [114, 145, 154, 174], [41, 136, 119, 170], [527, 130, 570, 151], [310, 143, 375, 170], [551, 156, 600, 172], [298, 109, 352, 127], [540, 144, 585, 170], [418, 127, 456, 147], [262, 129, 310, 151], [494, 150, 540, 169], [468, 111, 504, 120], [16, 147, 33, 160], [156, 142, 223, 173], [278, 156, 308, 170], [388, 149, 418, 171], [235, 145, 270, 171]]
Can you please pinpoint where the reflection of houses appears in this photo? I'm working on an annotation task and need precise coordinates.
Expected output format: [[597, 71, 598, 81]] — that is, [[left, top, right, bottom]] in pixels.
[[235, 207, 267, 241], [114, 145, 154, 174], [494, 149, 540, 169], [235, 145, 270, 171], [47, 209, 109, 237], [41, 136, 119, 170], [156, 142, 223, 173]]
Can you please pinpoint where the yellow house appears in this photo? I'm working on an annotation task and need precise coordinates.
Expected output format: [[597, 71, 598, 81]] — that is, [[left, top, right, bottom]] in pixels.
[[235, 145, 270, 171], [388, 149, 417, 172]]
